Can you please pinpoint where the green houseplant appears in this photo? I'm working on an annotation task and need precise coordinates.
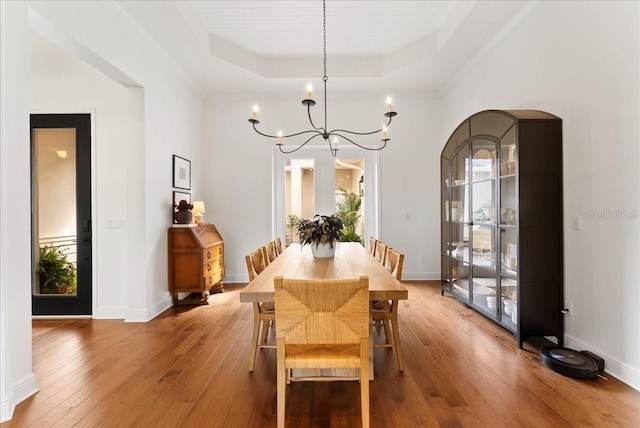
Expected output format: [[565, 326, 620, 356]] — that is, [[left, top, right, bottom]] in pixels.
[[38, 245, 77, 294], [286, 213, 300, 244], [336, 188, 362, 243], [296, 214, 344, 257]]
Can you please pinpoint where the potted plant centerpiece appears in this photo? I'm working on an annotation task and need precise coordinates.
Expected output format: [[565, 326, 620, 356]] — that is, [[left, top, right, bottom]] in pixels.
[[173, 199, 194, 224], [296, 214, 344, 258]]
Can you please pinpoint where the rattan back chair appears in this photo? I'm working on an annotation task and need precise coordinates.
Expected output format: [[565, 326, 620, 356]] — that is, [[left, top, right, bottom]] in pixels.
[[372, 247, 405, 371], [245, 248, 275, 371], [274, 276, 370, 428], [263, 241, 277, 265], [374, 241, 389, 265], [368, 237, 378, 257]]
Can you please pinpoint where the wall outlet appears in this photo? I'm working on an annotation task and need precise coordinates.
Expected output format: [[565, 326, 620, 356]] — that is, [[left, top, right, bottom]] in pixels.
[[563, 300, 573, 316]]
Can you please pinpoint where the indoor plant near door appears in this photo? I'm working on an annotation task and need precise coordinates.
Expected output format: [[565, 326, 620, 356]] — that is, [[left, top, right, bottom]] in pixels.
[[296, 214, 344, 257]]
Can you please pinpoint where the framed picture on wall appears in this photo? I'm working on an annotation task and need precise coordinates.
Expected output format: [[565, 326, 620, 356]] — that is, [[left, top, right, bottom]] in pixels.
[[173, 191, 191, 210], [173, 155, 191, 190]]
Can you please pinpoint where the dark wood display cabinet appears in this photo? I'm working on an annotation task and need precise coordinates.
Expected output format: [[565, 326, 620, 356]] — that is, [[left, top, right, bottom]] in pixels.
[[440, 110, 563, 347]]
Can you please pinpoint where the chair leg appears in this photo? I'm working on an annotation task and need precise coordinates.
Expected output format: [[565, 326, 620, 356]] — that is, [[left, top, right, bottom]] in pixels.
[[260, 319, 269, 344], [360, 342, 370, 428], [390, 304, 404, 372], [277, 344, 286, 428], [382, 319, 392, 345], [249, 305, 261, 372]]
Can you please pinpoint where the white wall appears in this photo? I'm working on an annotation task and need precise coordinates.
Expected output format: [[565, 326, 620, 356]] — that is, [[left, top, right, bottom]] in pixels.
[[29, 31, 143, 316], [0, 3, 37, 422], [205, 92, 441, 282], [440, 1, 640, 389], [1, 1, 206, 420]]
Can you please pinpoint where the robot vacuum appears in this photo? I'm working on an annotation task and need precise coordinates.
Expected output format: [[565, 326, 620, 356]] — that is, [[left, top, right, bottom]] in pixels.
[[540, 347, 601, 379]]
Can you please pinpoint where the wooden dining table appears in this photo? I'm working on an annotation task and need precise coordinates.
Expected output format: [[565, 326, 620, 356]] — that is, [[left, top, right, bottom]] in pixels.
[[240, 242, 408, 378]]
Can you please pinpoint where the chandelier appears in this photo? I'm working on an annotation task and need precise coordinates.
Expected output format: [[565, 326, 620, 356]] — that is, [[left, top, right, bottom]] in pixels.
[[248, 0, 398, 157]]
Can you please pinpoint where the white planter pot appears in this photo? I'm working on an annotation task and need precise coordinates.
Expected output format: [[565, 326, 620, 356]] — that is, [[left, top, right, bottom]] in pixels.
[[310, 242, 336, 258]]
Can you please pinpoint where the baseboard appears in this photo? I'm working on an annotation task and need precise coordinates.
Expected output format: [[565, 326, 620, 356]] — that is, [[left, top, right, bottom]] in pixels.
[[564, 333, 640, 391], [124, 294, 172, 322], [224, 273, 248, 283], [93, 305, 126, 319], [400, 271, 440, 281], [0, 373, 38, 423]]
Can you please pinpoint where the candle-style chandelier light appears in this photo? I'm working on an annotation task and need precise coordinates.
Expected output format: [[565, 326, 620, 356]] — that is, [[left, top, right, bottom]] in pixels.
[[248, 0, 398, 157]]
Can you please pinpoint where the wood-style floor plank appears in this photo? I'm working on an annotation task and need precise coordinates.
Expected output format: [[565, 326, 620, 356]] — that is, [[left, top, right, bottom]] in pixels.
[[3, 281, 639, 427]]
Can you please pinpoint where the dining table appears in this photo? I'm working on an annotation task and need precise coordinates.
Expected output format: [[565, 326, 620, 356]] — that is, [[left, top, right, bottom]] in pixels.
[[239, 241, 408, 378]]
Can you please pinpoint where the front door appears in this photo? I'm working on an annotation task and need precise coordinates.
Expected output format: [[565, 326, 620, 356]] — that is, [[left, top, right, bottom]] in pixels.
[[31, 114, 92, 315]]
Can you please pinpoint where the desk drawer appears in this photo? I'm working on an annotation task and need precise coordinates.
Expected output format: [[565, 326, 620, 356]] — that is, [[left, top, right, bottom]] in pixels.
[[204, 244, 223, 262]]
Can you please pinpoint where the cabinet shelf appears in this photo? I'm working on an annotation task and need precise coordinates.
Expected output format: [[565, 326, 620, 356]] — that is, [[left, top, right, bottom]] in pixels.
[[440, 110, 563, 348]]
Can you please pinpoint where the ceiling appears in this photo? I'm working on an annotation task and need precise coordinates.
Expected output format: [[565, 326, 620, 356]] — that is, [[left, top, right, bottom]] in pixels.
[[113, 1, 536, 94]]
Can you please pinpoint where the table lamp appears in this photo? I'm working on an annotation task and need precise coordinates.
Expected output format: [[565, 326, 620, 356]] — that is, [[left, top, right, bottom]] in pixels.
[[192, 200, 205, 224]]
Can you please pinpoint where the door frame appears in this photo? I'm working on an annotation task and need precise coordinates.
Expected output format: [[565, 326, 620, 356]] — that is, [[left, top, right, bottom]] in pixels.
[[31, 112, 96, 316], [272, 145, 380, 244]]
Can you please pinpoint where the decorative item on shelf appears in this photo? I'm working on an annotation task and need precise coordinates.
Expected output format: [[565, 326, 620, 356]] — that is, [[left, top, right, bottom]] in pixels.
[[192, 201, 205, 224], [452, 243, 464, 259], [296, 214, 344, 258], [173, 199, 193, 224], [248, 0, 398, 157]]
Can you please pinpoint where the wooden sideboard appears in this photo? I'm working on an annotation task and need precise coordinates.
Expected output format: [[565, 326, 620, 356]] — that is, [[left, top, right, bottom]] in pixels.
[[168, 223, 225, 304]]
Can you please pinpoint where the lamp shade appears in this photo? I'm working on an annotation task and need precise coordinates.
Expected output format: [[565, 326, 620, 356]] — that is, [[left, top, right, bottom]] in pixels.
[[191, 201, 205, 215]]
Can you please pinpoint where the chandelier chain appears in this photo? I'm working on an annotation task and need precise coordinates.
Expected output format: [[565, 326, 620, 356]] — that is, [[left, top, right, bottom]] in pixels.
[[248, 0, 397, 156], [323, 0, 327, 79]]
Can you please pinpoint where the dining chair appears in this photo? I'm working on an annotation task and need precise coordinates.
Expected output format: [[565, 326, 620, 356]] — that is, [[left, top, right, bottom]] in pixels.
[[263, 241, 277, 265], [372, 247, 405, 371], [374, 241, 389, 265], [368, 237, 378, 257], [245, 248, 276, 372], [274, 276, 370, 428], [274, 237, 283, 256]]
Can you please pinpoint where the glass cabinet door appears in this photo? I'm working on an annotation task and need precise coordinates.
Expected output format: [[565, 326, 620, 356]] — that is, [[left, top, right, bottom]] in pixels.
[[499, 129, 518, 326], [448, 147, 470, 302], [470, 140, 497, 316]]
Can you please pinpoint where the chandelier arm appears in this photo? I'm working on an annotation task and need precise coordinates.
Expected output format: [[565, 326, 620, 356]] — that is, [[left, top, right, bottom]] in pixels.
[[252, 122, 322, 139], [330, 128, 384, 136], [306, 104, 324, 132], [277, 133, 325, 154], [330, 132, 388, 151], [330, 113, 394, 136]]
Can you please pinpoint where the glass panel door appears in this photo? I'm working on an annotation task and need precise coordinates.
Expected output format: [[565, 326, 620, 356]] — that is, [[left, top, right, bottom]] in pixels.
[[274, 147, 378, 248], [500, 130, 518, 326], [31, 114, 92, 316], [33, 128, 78, 296], [284, 159, 315, 244], [470, 140, 497, 317], [449, 147, 470, 302], [335, 158, 364, 243]]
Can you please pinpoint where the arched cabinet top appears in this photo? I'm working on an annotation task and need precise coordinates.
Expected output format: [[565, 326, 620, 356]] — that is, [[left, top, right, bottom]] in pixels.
[[442, 110, 561, 159]]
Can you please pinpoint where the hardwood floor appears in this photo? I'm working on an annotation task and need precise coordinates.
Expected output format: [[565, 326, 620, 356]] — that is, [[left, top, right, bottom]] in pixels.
[[4, 281, 639, 427]]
